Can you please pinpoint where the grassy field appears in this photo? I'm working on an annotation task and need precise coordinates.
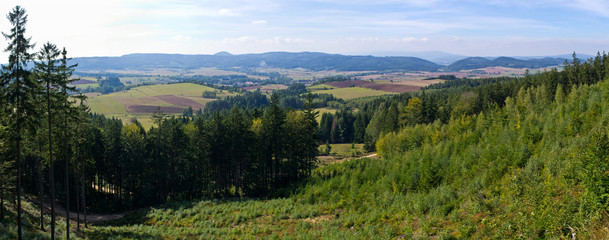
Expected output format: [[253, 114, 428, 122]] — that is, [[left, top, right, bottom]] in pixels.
[[243, 84, 288, 93], [314, 108, 337, 122], [86, 83, 237, 129], [312, 87, 393, 100], [318, 143, 365, 157]]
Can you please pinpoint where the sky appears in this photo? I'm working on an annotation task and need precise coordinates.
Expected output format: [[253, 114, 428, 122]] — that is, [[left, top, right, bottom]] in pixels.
[[0, 0, 608, 59]]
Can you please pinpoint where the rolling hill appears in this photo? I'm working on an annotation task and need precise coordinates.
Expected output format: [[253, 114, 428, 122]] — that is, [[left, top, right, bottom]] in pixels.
[[73, 52, 442, 72], [445, 56, 565, 71]]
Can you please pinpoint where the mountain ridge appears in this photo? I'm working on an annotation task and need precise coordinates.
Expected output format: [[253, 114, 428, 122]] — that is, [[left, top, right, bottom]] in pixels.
[[72, 51, 570, 73]]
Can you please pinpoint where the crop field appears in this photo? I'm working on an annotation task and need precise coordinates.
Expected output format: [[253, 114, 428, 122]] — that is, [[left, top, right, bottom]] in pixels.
[[325, 80, 420, 93], [71, 76, 99, 89], [242, 84, 288, 93], [312, 87, 394, 100], [86, 83, 237, 128]]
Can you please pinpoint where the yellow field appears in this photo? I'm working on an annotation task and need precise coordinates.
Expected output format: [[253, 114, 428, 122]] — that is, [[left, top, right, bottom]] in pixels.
[[312, 87, 393, 100]]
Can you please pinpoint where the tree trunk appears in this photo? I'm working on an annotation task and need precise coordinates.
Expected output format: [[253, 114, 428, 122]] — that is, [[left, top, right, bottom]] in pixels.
[[0, 176, 3, 222], [39, 154, 45, 231], [17, 135, 22, 240], [75, 146, 80, 232], [48, 83, 56, 240], [82, 158, 87, 228], [65, 146, 70, 239], [64, 115, 70, 239]]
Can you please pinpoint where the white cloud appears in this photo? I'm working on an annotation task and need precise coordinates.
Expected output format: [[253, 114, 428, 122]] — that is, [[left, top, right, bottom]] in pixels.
[[251, 20, 267, 25], [218, 8, 239, 16]]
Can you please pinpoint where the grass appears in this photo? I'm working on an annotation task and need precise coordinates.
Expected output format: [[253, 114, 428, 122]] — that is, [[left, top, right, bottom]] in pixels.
[[314, 108, 338, 122], [1, 197, 74, 240], [122, 83, 221, 98], [86, 83, 238, 129], [318, 143, 365, 158], [86, 96, 129, 115], [246, 84, 288, 92], [311, 87, 393, 100], [75, 80, 609, 239]]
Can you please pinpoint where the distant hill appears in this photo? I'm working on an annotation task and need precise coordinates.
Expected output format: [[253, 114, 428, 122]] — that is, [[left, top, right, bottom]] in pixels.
[[368, 51, 467, 65], [73, 52, 442, 72], [445, 56, 566, 71]]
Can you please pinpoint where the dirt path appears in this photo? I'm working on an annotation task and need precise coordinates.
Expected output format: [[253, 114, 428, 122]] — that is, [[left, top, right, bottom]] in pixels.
[[28, 154, 380, 223], [319, 152, 378, 166], [31, 197, 138, 223], [360, 153, 378, 159]]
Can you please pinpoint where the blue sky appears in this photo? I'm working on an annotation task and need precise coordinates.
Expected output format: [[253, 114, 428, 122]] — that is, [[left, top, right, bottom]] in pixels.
[[1, 0, 608, 58]]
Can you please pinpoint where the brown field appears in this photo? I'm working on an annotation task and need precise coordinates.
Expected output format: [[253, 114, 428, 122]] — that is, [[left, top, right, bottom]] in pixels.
[[128, 105, 185, 114], [325, 80, 419, 93], [155, 95, 205, 109], [393, 79, 444, 87], [242, 85, 261, 91], [242, 84, 288, 92]]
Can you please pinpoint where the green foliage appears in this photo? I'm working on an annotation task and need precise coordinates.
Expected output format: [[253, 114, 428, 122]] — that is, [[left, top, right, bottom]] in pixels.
[[80, 55, 609, 239], [202, 90, 217, 99]]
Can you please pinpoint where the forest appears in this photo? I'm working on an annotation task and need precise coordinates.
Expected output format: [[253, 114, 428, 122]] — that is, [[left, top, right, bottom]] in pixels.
[[0, 6, 320, 239], [2, 4, 609, 239]]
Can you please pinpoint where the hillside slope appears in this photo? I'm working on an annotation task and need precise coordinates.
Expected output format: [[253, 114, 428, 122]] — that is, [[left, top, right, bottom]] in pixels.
[[446, 56, 565, 71], [80, 80, 609, 238], [73, 52, 441, 72]]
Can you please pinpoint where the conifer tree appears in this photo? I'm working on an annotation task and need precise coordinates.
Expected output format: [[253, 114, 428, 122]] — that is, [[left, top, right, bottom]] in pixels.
[[59, 47, 78, 240], [1, 6, 36, 239], [34, 42, 61, 240]]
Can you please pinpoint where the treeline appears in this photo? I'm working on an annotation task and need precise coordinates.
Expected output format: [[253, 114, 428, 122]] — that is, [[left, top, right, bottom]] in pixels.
[[301, 55, 609, 238], [204, 83, 344, 113], [318, 53, 609, 152], [0, 6, 314, 240], [22, 94, 317, 213]]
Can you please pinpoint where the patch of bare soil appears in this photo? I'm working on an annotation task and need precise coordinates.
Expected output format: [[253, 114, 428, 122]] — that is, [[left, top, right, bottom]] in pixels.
[[325, 80, 420, 93], [154, 95, 205, 109], [128, 105, 185, 114]]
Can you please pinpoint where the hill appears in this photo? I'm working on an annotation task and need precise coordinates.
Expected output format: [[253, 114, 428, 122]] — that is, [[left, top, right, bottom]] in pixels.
[[81, 74, 609, 239], [73, 52, 442, 72], [86, 83, 237, 128], [446, 56, 565, 71]]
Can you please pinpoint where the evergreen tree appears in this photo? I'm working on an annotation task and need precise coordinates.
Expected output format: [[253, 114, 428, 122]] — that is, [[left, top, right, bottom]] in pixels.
[[0, 6, 36, 239], [33, 42, 61, 239], [58, 47, 78, 239], [301, 93, 319, 176], [262, 93, 286, 188]]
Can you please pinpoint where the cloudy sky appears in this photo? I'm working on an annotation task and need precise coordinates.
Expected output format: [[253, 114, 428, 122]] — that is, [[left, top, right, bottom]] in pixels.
[[0, 0, 608, 58]]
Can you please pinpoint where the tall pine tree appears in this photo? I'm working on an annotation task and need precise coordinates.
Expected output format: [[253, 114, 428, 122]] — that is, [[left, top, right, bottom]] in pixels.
[[1, 6, 36, 239]]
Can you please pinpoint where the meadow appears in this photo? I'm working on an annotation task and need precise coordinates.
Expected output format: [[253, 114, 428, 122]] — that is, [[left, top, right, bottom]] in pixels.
[[80, 79, 609, 239], [311, 87, 393, 100], [86, 83, 237, 128]]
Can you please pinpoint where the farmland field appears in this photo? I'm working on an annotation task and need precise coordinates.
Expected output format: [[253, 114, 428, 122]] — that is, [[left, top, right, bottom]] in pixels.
[[324, 80, 420, 93], [312, 87, 393, 100], [86, 83, 237, 128], [242, 84, 288, 93]]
